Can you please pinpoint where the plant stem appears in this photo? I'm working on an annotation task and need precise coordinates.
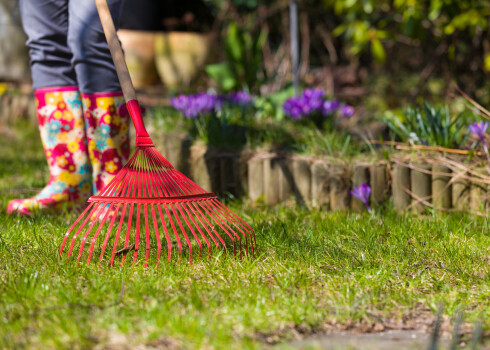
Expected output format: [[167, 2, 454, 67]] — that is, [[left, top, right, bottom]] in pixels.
[[289, 0, 299, 96]]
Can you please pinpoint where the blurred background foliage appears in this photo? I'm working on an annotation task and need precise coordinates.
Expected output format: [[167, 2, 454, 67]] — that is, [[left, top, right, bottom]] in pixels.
[[5, 0, 490, 110], [2, 0, 489, 147], [200, 0, 490, 111]]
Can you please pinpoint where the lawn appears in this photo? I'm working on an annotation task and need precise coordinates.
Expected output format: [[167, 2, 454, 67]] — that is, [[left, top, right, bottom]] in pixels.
[[0, 122, 489, 349]]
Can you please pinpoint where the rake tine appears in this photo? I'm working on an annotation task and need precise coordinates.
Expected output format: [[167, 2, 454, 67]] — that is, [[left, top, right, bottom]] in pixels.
[[97, 162, 132, 264], [202, 200, 242, 258], [214, 199, 255, 236], [190, 201, 224, 249], [207, 203, 242, 257], [77, 203, 110, 261], [146, 148, 173, 195], [99, 203, 122, 262], [120, 203, 134, 266], [147, 150, 170, 197], [145, 154, 172, 260], [143, 204, 151, 267], [198, 201, 236, 257], [141, 153, 154, 267], [175, 203, 202, 257], [209, 200, 248, 256], [67, 203, 100, 259], [100, 166, 128, 197], [152, 153, 185, 196], [163, 203, 182, 258], [182, 202, 211, 255], [87, 202, 116, 263], [151, 203, 162, 265], [169, 203, 193, 264], [107, 156, 136, 265], [133, 205, 142, 264], [214, 200, 257, 251], [131, 149, 145, 265], [109, 203, 128, 266], [157, 204, 172, 261], [150, 204, 162, 264], [211, 200, 252, 256], [60, 202, 94, 257]]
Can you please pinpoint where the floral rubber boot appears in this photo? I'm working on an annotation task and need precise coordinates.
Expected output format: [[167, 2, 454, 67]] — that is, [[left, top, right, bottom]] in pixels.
[[82, 92, 130, 194], [7, 87, 92, 215]]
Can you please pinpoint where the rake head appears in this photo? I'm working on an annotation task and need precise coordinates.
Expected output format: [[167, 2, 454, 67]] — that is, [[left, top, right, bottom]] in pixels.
[[59, 102, 256, 266], [60, 145, 256, 266]]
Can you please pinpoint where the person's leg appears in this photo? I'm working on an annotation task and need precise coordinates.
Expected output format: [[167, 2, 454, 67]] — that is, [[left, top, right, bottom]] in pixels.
[[82, 92, 130, 193], [19, 0, 76, 89], [8, 0, 92, 215], [7, 87, 93, 215], [68, 0, 130, 193]]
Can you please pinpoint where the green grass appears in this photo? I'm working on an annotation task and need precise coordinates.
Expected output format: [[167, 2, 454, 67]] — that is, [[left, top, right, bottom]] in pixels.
[[0, 122, 489, 349]]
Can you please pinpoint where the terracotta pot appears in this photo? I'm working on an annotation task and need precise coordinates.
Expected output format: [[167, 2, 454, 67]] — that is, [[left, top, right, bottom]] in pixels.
[[154, 31, 215, 88], [118, 29, 159, 88]]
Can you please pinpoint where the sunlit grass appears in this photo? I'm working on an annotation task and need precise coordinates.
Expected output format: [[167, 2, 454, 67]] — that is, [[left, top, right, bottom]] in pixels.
[[0, 122, 488, 349]]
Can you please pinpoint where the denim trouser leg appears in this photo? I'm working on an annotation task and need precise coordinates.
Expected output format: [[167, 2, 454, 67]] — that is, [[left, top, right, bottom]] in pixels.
[[20, 0, 76, 88], [20, 0, 123, 93]]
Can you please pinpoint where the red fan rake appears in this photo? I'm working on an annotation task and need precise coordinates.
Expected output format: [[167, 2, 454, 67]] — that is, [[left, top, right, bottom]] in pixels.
[[59, 0, 256, 266]]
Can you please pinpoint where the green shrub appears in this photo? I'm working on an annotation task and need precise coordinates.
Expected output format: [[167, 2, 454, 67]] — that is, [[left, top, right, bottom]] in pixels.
[[382, 101, 473, 148]]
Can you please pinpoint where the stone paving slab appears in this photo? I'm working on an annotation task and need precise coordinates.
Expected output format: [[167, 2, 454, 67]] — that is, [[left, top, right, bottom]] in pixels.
[[285, 330, 449, 350]]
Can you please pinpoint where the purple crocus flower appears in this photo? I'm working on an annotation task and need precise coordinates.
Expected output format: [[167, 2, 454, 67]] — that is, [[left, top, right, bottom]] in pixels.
[[350, 183, 371, 213], [470, 121, 490, 157], [170, 92, 223, 118], [195, 93, 217, 113], [228, 91, 253, 106], [302, 88, 325, 111], [170, 94, 190, 111], [340, 104, 355, 117], [283, 89, 324, 120], [283, 97, 305, 120], [469, 121, 489, 143], [322, 100, 340, 115], [170, 94, 199, 118], [283, 88, 355, 122]]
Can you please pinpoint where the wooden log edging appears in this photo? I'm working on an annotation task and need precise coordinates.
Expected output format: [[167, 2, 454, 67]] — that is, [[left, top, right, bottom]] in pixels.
[[432, 164, 452, 209], [351, 163, 369, 211], [311, 161, 330, 209], [150, 134, 490, 215], [244, 152, 490, 215], [410, 163, 431, 214], [370, 162, 389, 207], [392, 161, 411, 212]]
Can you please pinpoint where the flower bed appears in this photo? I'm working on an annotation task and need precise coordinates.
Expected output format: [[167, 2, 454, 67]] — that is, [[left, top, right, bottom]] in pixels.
[[142, 86, 490, 215]]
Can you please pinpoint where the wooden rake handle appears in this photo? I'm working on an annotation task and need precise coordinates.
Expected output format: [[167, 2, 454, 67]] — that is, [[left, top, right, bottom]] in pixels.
[[95, 0, 153, 146], [95, 0, 135, 101]]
